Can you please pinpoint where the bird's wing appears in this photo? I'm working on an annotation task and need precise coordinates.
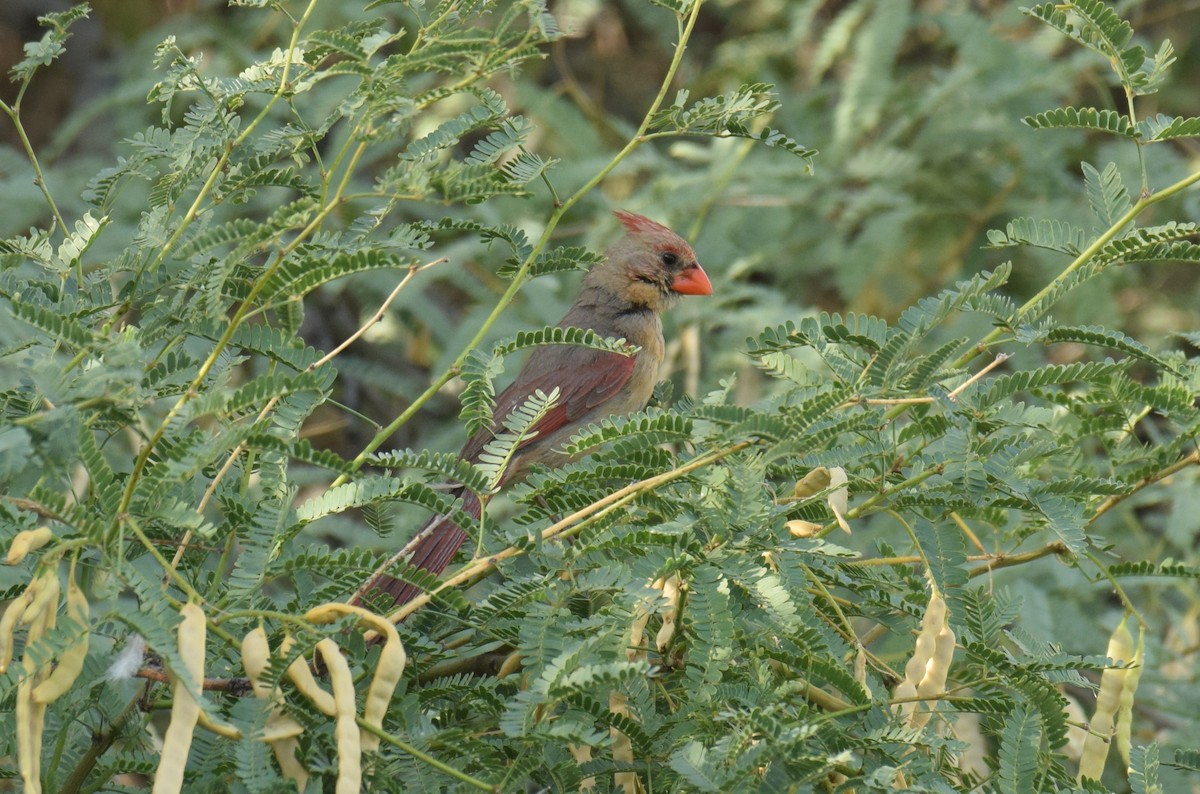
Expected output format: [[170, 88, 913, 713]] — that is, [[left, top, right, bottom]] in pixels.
[[459, 346, 638, 463]]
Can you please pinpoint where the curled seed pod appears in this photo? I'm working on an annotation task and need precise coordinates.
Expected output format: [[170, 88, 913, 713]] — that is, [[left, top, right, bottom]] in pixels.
[[304, 602, 407, 754], [316, 639, 361, 794], [1078, 617, 1134, 783], [5, 527, 54, 565], [197, 709, 242, 739], [32, 568, 91, 704], [280, 634, 336, 717], [0, 580, 39, 674], [152, 602, 206, 794], [1114, 625, 1145, 766]]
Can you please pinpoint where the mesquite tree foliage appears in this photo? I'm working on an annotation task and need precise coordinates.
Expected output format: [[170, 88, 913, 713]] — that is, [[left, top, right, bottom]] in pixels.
[[1, 1, 1199, 792]]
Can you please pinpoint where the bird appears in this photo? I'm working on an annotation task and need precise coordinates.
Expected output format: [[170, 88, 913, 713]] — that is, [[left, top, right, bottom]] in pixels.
[[354, 210, 712, 612]]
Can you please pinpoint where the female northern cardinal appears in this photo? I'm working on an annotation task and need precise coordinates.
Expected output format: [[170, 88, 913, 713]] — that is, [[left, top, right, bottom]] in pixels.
[[355, 211, 712, 610]]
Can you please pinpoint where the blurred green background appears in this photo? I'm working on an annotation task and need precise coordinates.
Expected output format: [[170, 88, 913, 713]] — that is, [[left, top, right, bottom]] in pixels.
[[3, 2, 1199, 740]]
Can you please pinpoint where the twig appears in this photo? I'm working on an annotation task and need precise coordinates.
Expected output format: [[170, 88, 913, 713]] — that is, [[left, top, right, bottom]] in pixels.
[[1089, 448, 1200, 525], [946, 353, 1009, 402], [133, 666, 253, 695], [966, 542, 1071, 578], [165, 258, 444, 586]]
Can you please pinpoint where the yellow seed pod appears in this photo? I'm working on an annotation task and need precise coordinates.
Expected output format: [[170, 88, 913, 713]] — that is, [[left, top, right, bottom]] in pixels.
[[241, 626, 274, 699], [5, 527, 54, 565], [786, 520, 821, 538], [315, 639, 361, 794], [152, 602, 207, 794], [279, 634, 337, 717], [1114, 625, 1145, 766], [304, 602, 407, 754], [0, 580, 39, 674], [21, 572, 61, 628], [32, 568, 90, 704], [241, 626, 308, 791], [1078, 617, 1134, 783], [794, 467, 831, 498], [655, 575, 682, 652], [827, 467, 852, 534], [17, 600, 54, 792], [895, 590, 953, 729]]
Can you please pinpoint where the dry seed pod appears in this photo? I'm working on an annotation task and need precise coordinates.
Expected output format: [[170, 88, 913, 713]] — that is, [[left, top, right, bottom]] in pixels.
[[894, 590, 953, 729], [1078, 617, 1134, 782], [21, 571, 60, 628], [152, 602, 206, 794], [32, 568, 90, 704], [5, 527, 54, 565], [316, 639, 361, 794], [1114, 625, 1145, 766], [655, 575, 681, 652]]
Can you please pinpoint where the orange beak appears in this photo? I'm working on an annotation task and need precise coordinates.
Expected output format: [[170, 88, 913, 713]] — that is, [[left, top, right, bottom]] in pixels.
[[670, 263, 713, 296]]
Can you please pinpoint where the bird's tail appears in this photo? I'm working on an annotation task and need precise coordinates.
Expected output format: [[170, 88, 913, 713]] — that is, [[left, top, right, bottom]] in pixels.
[[353, 489, 483, 612]]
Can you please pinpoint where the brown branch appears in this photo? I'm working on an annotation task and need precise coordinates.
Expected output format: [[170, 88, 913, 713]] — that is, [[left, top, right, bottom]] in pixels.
[[1089, 448, 1200, 525], [134, 665, 254, 695], [967, 542, 1071, 578]]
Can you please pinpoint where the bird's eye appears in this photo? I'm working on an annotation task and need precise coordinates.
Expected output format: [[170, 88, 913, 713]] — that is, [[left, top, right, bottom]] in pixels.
[[660, 251, 679, 266]]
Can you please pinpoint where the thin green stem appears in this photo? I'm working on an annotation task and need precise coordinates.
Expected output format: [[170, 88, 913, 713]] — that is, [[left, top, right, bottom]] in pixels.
[[0, 98, 69, 239], [332, 0, 706, 487], [357, 718, 499, 792], [952, 165, 1200, 370], [150, 0, 321, 270], [1084, 550, 1144, 628]]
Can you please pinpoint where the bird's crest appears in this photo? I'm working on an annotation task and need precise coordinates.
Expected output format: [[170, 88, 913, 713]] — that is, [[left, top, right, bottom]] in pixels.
[[613, 210, 675, 237]]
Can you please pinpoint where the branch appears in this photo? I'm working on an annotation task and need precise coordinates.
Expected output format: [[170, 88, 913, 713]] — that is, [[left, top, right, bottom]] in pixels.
[[372, 440, 752, 632]]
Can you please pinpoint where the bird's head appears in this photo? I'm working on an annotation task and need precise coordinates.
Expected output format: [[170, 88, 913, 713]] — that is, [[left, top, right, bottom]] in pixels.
[[602, 210, 712, 311]]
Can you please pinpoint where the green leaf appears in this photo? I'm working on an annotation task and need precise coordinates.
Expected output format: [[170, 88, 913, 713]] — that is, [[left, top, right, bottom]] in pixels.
[[9, 3, 91, 82], [1022, 106, 1134, 137], [1082, 161, 1131, 230], [1138, 114, 1200, 141], [985, 216, 1090, 255], [1129, 744, 1163, 794], [996, 703, 1042, 793]]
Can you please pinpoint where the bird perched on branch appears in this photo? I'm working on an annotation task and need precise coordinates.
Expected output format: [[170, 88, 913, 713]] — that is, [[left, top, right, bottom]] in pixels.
[[354, 210, 712, 611]]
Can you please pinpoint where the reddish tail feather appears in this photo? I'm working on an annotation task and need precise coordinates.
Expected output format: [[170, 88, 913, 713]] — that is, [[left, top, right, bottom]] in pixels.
[[353, 489, 483, 612]]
